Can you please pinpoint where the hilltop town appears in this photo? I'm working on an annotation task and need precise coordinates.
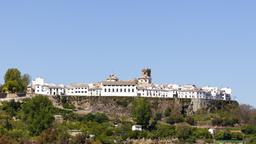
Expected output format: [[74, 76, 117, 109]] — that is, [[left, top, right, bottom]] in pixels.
[[0, 68, 255, 144], [30, 68, 232, 101]]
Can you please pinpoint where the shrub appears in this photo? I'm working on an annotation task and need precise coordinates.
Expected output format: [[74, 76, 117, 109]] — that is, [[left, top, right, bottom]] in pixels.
[[80, 113, 109, 123], [0, 135, 17, 144], [164, 107, 171, 117], [215, 131, 225, 140], [193, 128, 212, 139], [174, 115, 184, 123], [231, 132, 244, 140], [7, 129, 29, 142], [3, 119, 12, 130], [154, 112, 162, 121], [63, 103, 76, 110], [70, 134, 88, 144], [222, 118, 239, 126], [176, 125, 193, 140], [116, 99, 129, 107], [186, 117, 196, 126], [212, 116, 239, 127], [215, 130, 232, 140], [166, 115, 184, 125], [20, 95, 54, 136], [166, 116, 175, 125], [212, 117, 223, 126], [150, 124, 175, 139], [246, 135, 256, 143], [241, 125, 256, 135], [37, 128, 70, 144], [2, 100, 21, 117], [223, 131, 232, 140]]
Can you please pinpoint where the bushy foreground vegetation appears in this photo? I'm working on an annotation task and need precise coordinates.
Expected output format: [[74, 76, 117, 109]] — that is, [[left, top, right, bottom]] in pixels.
[[0, 96, 256, 143]]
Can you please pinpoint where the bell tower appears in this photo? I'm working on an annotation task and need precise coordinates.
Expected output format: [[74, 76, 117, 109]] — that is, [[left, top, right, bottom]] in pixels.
[[138, 68, 152, 84]]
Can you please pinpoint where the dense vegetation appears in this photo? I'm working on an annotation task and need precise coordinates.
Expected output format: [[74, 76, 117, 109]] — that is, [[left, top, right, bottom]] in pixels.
[[0, 95, 256, 143]]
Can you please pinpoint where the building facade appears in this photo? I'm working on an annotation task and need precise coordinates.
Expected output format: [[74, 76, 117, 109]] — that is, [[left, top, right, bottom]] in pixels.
[[30, 69, 232, 101]]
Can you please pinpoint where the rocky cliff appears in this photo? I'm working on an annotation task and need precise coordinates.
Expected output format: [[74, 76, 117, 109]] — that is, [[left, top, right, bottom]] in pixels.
[[50, 96, 239, 118]]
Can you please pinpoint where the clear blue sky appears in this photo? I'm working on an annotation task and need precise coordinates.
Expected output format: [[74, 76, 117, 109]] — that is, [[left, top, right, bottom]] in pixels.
[[0, 1, 255, 106]]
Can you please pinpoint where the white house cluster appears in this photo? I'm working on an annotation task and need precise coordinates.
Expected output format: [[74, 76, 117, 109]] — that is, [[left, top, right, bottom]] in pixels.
[[30, 69, 232, 101]]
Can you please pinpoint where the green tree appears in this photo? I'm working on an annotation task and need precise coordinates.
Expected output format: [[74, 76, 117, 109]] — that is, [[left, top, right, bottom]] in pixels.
[[2, 100, 21, 117], [132, 98, 151, 128], [4, 80, 21, 93], [20, 95, 54, 135], [3, 68, 30, 93], [19, 74, 31, 93], [21, 74, 30, 88], [4, 68, 21, 83]]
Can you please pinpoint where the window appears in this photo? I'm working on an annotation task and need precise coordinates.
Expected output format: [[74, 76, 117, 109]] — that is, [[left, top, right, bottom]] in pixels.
[[128, 89, 130, 92], [112, 89, 115, 92], [108, 88, 111, 92], [116, 88, 119, 92], [120, 89, 122, 92], [105, 88, 107, 92], [124, 89, 126, 92], [132, 89, 134, 92]]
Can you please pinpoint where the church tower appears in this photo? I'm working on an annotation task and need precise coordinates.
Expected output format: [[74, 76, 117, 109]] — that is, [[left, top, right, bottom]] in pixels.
[[138, 68, 152, 84]]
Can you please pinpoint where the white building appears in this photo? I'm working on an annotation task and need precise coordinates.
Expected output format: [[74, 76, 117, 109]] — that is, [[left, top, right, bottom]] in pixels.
[[101, 75, 137, 97], [88, 84, 102, 96], [220, 87, 232, 101], [65, 83, 89, 96], [132, 125, 142, 131], [32, 77, 65, 96], [176, 85, 206, 99], [30, 69, 232, 101], [137, 85, 174, 98], [49, 86, 65, 96]]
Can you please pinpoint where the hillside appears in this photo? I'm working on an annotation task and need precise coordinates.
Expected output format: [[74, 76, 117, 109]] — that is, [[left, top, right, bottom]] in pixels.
[[1, 95, 256, 144], [51, 96, 240, 124]]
